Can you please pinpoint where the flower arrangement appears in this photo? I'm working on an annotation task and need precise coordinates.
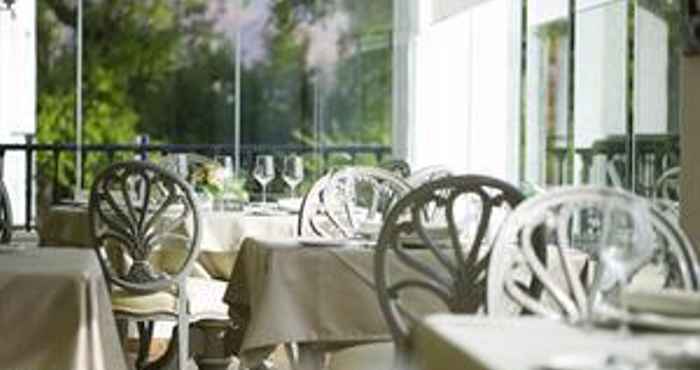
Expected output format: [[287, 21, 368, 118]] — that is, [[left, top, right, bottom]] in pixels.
[[222, 176, 249, 202], [188, 163, 225, 196]]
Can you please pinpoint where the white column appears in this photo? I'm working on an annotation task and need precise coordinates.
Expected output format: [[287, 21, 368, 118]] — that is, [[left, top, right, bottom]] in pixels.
[[405, 0, 518, 181], [392, 0, 418, 161], [0, 0, 36, 225]]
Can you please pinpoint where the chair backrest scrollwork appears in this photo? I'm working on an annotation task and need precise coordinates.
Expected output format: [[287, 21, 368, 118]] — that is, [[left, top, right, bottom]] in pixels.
[[487, 186, 699, 322], [0, 181, 12, 243], [298, 166, 411, 239], [654, 166, 681, 217], [374, 175, 525, 353], [88, 161, 201, 293], [406, 165, 452, 188]]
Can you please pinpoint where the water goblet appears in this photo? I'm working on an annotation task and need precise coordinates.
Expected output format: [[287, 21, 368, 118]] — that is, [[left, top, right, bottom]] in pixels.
[[253, 155, 275, 203], [282, 155, 304, 197]]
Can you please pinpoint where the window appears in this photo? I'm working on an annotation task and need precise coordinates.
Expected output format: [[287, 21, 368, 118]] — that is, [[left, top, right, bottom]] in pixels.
[[36, 0, 394, 195], [519, 0, 682, 202]]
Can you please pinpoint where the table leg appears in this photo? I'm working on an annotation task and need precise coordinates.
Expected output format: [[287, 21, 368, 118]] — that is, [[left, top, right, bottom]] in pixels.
[[295, 343, 326, 370], [144, 320, 236, 370], [193, 319, 236, 370]]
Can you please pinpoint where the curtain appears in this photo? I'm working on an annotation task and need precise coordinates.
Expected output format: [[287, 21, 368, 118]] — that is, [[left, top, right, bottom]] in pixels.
[[0, 0, 36, 223]]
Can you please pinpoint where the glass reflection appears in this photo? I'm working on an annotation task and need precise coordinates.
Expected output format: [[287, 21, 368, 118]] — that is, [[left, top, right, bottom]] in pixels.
[[635, 0, 681, 203], [522, 0, 571, 187]]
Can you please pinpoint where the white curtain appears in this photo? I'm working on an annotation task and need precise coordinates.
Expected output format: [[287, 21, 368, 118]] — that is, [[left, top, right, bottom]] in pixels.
[[394, 0, 520, 181], [432, 0, 493, 23], [392, 0, 419, 160], [0, 1, 36, 224]]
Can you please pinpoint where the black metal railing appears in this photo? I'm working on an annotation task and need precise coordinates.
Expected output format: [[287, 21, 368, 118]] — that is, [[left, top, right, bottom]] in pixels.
[[548, 134, 679, 194], [0, 140, 392, 230]]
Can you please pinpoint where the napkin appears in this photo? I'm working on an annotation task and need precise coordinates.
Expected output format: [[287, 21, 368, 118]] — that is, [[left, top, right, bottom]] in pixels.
[[277, 197, 303, 213], [622, 289, 700, 318]]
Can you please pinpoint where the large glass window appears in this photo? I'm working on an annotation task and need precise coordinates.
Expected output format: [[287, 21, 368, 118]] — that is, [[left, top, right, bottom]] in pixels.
[[36, 0, 393, 196], [521, 0, 572, 187], [520, 0, 682, 204]]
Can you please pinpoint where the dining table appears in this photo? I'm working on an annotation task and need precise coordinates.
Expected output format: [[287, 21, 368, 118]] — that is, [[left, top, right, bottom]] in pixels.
[[38, 202, 299, 279], [223, 237, 448, 370], [0, 247, 129, 370], [223, 237, 596, 370], [412, 314, 698, 370]]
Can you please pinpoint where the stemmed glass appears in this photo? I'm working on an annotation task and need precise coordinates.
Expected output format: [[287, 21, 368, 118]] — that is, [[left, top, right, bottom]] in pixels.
[[589, 205, 655, 334], [253, 155, 275, 203], [282, 155, 304, 197]]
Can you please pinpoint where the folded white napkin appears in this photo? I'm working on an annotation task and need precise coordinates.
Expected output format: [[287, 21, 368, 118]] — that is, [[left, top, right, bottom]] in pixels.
[[277, 197, 303, 213], [622, 289, 700, 318]]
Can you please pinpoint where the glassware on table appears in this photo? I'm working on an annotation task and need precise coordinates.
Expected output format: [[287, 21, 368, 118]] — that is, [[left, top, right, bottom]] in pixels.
[[588, 204, 655, 334], [282, 155, 304, 197], [253, 155, 275, 203]]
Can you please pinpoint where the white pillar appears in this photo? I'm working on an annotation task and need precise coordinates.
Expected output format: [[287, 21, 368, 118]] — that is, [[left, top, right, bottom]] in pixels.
[[0, 0, 36, 226]]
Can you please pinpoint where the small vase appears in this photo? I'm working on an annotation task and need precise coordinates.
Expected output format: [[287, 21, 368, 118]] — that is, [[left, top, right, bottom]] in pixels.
[[194, 191, 214, 211]]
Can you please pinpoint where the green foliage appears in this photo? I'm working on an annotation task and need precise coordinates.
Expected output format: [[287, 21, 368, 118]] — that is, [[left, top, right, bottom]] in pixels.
[[36, 68, 138, 193], [37, 0, 394, 196]]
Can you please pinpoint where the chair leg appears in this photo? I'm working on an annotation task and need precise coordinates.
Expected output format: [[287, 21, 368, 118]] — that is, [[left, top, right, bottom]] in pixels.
[[177, 315, 189, 370], [116, 318, 129, 347], [284, 343, 297, 370], [137, 321, 154, 370]]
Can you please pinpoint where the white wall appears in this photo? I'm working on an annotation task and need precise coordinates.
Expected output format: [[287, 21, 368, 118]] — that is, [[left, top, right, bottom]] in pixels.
[[635, 7, 669, 134], [0, 0, 36, 225], [402, 0, 518, 182]]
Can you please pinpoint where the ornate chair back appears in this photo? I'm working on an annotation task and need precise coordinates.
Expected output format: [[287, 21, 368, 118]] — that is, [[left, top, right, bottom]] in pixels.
[[0, 180, 12, 243], [406, 165, 452, 188], [88, 161, 201, 293], [654, 166, 680, 217], [298, 166, 411, 239], [374, 175, 525, 359], [379, 158, 411, 178], [487, 186, 699, 322]]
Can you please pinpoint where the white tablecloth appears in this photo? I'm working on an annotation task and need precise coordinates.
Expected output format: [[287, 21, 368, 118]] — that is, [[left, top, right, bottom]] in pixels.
[[0, 248, 128, 370], [39, 205, 298, 279], [413, 315, 694, 370], [224, 238, 447, 367]]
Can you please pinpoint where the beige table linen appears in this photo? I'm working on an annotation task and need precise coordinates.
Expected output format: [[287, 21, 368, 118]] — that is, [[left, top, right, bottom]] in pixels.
[[223, 239, 593, 368], [0, 248, 128, 370], [413, 315, 694, 370], [39, 205, 297, 279], [223, 238, 447, 368]]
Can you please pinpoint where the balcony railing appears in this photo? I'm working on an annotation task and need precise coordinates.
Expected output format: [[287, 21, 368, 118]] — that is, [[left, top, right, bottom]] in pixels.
[[0, 141, 392, 230], [548, 134, 679, 194]]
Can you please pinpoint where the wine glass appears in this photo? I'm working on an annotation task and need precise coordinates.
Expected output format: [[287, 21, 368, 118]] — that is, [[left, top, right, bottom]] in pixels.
[[282, 155, 304, 197], [589, 205, 655, 334], [253, 155, 275, 203]]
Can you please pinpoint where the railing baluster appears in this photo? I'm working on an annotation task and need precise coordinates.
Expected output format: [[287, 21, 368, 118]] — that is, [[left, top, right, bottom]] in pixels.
[[24, 134, 35, 231], [0, 142, 391, 225], [0, 148, 5, 180], [52, 149, 60, 204]]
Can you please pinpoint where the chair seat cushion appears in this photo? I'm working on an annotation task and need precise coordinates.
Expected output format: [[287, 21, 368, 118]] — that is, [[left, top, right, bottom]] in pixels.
[[187, 277, 230, 320], [111, 289, 178, 316], [110, 277, 229, 319], [328, 342, 394, 370]]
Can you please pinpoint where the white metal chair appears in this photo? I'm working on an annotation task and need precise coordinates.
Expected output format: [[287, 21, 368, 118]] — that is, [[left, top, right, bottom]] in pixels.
[[298, 166, 412, 239], [0, 180, 13, 243], [89, 160, 202, 370], [487, 186, 699, 322], [328, 175, 525, 370], [378, 158, 411, 178], [157, 153, 220, 180], [654, 166, 681, 218], [406, 165, 452, 188], [0, 180, 40, 247]]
